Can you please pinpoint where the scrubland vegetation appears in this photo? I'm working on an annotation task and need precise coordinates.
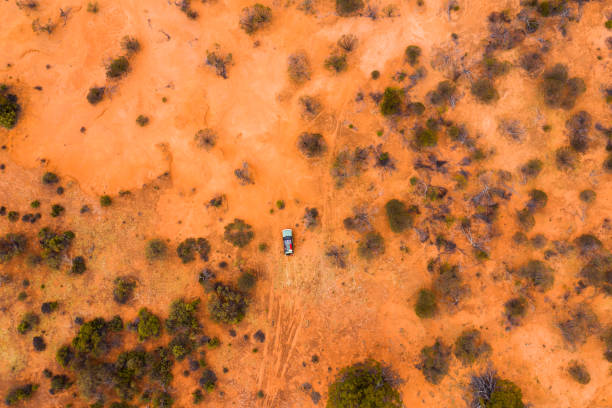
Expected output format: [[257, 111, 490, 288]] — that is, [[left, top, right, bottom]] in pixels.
[[1, 0, 611, 406]]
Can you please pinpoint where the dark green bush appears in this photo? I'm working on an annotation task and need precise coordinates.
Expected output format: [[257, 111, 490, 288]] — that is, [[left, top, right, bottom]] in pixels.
[[17, 312, 40, 334], [4, 384, 38, 406], [176, 237, 211, 263], [297, 132, 326, 157], [137, 308, 162, 341], [49, 374, 72, 394], [414, 126, 437, 148], [153, 391, 173, 408], [336, 0, 364, 16], [70, 256, 86, 274], [86, 87, 104, 105], [208, 283, 248, 324], [108, 315, 123, 331], [604, 153, 612, 173], [324, 53, 348, 73], [237, 271, 257, 292], [414, 289, 437, 318], [42, 172, 59, 185], [56, 345, 73, 367], [146, 239, 167, 261], [223, 219, 254, 248], [384, 199, 415, 232], [165, 298, 201, 334], [169, 332, 195, 361], [539, 64, 585, 109], [371, 70, 380, 79], [72, 317, 109, 354], [100, 195, 112, 207], [113, 276, 137, 304], [114, 349, 147, 399], [239, 4, 272, 34], [380, 87, 402, 116], [537, 0, 567, 17], [454, 329, 491, 365], [0, 85, 20, 129], [471, 78, 498, 103], [149, 347, 174, 386], [0, 233, 27, 263], [404, 45, 421, 66], [418, 339, 451, 384], [327, 360, 402, 408], [106, 56, 130, 78], [136, 115, 149, 127], [357, 232, 385, 260], [41, 301, 59, 314], [483, 378, 525, 408], [504, 297, 527, 325], [518, 259, 554, 291], [483, 56, 510, 78], [567, 361, 590, 384], [121, 36, 141, 54], [526, 189, 547, 212], [50, 204, 64, 217]]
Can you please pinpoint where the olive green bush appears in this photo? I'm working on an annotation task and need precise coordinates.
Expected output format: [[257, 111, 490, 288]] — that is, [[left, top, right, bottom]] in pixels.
[[433, 263, 466, 304], [208, 283, 248, 324], [471, 78, 499, 104], [70, 256, 86, 274], [414, 289, 437, 318], [405, 45, 421, 66], [42, 172, 59, 184], [427, 80, 456, 106], [454, 329, 491, 365], [380, 87, 402, 116], [49, 374, 72, 394], [17, 312, 40, 334], [0, 233, 27, 263], [137, 308, 162, 341], [327, 360, 402, 408], [206, 51, 233, 79], [324, 53, 348, 73], [357, 232, 385, 260], [518, 259, 554, 291], [165, 298, 201, 334], [146, 239, 167, 261], [38, 228, 75, 269], [384, 199, 416, 233], [5, 384, 38, 406], [0, 85, 21, 129], [224, 219, 254, 248], [418, 339, 451, 384], [87, 87, 104, 105], [176, 237, 211, 263], [471, 372, 525, 408], [336, 0, 364, 16], [106, 56, 130, 78], [237, 271, 257, 292], [239, 4, 272, 34], [539, 64, 585, 109], [113, 276, 137, 304]]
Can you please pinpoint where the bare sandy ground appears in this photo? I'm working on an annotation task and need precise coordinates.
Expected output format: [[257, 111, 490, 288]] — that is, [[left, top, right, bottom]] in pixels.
[[1, 0, 611, 407]]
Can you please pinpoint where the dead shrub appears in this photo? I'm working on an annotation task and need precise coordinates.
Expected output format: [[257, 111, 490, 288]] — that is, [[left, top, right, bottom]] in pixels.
[[325, 245, 348, 268], [194, 129, 217, 150], [287, 52, 311, 83], [299, 95, 322, 118], [206, 51, 233, 79], [555, 146, 577, 170], [303, 207, 319, 228], [558, 303, 599, 345], [433, 263, 467, 305], [518, 259, 554, 291], [337, 34, 358, 52], [298, 133, 326, 158], [234, 162, 254, 184], [239, 4, 272, 34], [357, 231, 385, 260], [519, 52, 544, 76]]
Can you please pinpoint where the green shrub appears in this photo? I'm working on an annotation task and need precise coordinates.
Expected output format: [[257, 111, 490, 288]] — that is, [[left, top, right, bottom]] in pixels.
[[87, 2, 99, 13], [49, 374, 72, 394], [380, 87, 402, 116], [454, 329, 491, 365], [567, 361, 590, 384], [504, 297, 527, 325], [108, 315, 123, 331], [193, 389, 204, 404], [327, 360, 402, 408], [153, 391, 173, 408], [72, 317, 109, 354], [239, 4, 272, 34], [136, 115, 149, 126], [297, 132, 326, 157], [106, 56, 130, 78], [237, 271, 257, 292], [484, 379, 525, 408], [121, 36, 140, 54], [176, 237, 211, 263], [113, 276, 137, 304], [0, 233, 27, 263], [324, 53, 348, 73], [49, 204, 64, 217], [223, 219, 254, 248], [603, 327, 612, 362], [68, 256, 86, 274], [418, 339, 451, 384], [17, 312, 40, 334], [206, 51, 233, 78], [41, 301, 59, 314], [208, 283, 248, 324], [518, 259, 554, 291], [114, 349, 147, 399], [414, 126, 437, 148], [471, 78, 498, 104], [537, 0, 567, 17], [42, 172, 59, 185], [371, 70, 380, 79], [336, 0, 364, 16], [146, 239, 167, 260], [137, 308, 162, 341], [539, 64, 585, 109], [100, 195, 112, 207], [414, 289, 437, 318], [384, 199, 415, 232], [56, 345, 73, 367], [0, 86, 21, 129], [526, 189, 547, 212], [483, 56, 510, 78], [169, 332, 195, 361], [86, 87, 104, 105], [149, 347, 174, 386], [165, 298, 201, 334], [405, 45, 421, 66], [5, 384, 38, 406], [573, 234, 602, 255], [606, 20, 612, 29], [357, 232, 385, 260]]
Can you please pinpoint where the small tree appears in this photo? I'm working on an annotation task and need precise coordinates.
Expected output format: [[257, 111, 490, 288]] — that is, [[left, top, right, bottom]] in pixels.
[[297, 132, 326, 158], [208, 283, 248, 324], [137, 308, 162, 341], [327, 360, 402, 408], [224, 219, 254, 248], [239, 4, 272, 34], [414, 289, 437, 318], [380, 87, 402, 116], [418, 339, 451, 384], [357, 232, 385, 260], [86, 87, 105, 105], [385, 199, 416, 232], [0, 85, 21, 129], [518, 259, 554, 291]]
